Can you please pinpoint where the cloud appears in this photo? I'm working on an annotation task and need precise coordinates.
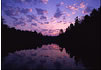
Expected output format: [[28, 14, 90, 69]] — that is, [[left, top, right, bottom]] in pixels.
[[41, 0, 48, 4], [29, 8, 33, 12], [4, 7, 32, 16], [72, 11, 76, 15], [41, 29, 58, 36], [66, 2, 86, 11], [56, 2, 64, 7], [21, 8, 32, 14], [39, 22, 44, 24], [45, 29, 60, 36], [56, 4, 60, 7], [11, 17, 18, 21], [79, 16, 84, 21], [82, 7, 92, 14], [63, 16, 66, 20], [42, 29, 48, 31], [2, 2, 11, 9], [4, 7, 20, 16], [13, 0, 48, 4], [40, 16, 47, 20], [66, 5, 78, 11], [14, 21, 26, 26], [27, 14, 37, 22], [13, 17, 27, 26], [13, 0, 24, 3], [80, 2, 85, 8], [66, 13, 71, 16], [21, 23, 26, 26], [48, 30, 56, 33], [54, 8, 62, 18], [50, 18, 57, 24], [60, 2, 64, 5], [63, 11, 71, 17], [44, 22, 49, 24], [23, 0, 33, 2], [13, 0, 33, 3], [31, 23, 37, 26], [39, 21, 49, 24], [36, 8, 48, 15]]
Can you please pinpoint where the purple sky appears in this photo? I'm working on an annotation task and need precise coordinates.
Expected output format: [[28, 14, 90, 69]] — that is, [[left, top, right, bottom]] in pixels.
[[2, 0, 100, 36]]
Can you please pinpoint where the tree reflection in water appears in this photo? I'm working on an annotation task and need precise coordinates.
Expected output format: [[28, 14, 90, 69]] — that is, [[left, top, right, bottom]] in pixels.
[[2, 44, 86, 70]]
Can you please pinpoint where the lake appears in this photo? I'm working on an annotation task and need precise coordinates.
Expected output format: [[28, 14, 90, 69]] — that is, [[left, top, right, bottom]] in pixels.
[[2, 44, 86, 70]]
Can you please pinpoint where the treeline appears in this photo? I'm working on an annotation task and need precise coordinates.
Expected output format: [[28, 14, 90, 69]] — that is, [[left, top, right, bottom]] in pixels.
[[56, 7, 101, 70], [1, 18, 58, 57], [1, 20, 44, 57], [57, 7, 100, 47]]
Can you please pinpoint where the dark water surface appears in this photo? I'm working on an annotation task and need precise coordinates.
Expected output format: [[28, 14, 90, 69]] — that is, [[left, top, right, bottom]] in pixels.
[[2, 44, 87, 70]]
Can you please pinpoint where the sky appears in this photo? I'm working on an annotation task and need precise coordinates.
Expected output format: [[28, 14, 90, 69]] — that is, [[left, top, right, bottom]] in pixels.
[[2, 0, 100, 36]]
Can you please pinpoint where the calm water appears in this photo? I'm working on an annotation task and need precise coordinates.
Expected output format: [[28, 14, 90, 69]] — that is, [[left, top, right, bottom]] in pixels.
[[2, 44, 86, 70]]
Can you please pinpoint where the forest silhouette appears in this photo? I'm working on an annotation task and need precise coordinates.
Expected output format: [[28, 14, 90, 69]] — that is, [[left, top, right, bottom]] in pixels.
[[2, 7, 101, 70]]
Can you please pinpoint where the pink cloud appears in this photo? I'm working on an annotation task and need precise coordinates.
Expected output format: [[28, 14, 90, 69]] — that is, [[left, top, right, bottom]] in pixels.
[[72, 11, 76, 15], [66, 13, 71, 17], [56, 1, 64, 7], [80, 2, 85, 8], [66, 5, 78, 11], [21, 8, 33, 14], [82, 10, 88, 14], [66, 2, 86, 11], [36, 8, 48, 15], [42, 30, 59, 36], [60, 2, 64, 5], [82, 10, 85, 14], [29, 8, 32, 12], [82, 7, 92, 14], [73, 3, 77, 6], [62, 11, 71, 16], [43, 10, 48, 14], [41, 0, 48, 4], [4, 7, 21, 16]]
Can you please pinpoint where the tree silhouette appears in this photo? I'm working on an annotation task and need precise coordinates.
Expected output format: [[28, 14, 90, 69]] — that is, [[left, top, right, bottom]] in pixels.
[[59, 29, 64, 34], [57, 7, 101, 70], [75, 16, 80, 26]]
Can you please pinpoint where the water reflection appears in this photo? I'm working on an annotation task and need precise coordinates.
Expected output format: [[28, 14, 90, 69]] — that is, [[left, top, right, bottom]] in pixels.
[[2, 44, 86, 70]]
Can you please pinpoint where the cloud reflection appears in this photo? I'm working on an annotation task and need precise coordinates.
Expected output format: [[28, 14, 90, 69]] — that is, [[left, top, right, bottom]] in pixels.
[[2, 44, 86, 70]]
